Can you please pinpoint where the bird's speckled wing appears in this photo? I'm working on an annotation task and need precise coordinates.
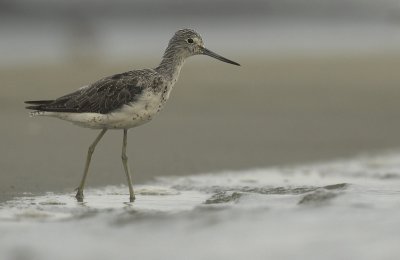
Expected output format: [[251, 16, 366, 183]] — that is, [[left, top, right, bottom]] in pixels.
[[26, 70, 156, 114]]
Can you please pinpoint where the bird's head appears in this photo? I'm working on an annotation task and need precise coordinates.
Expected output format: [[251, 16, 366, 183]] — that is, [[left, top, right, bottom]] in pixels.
[[167, 28, 240, 66]]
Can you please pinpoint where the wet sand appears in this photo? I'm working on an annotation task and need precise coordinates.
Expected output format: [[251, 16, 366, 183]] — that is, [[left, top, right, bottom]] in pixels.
[[2, 54, 400, 200], [1, 153, 400, 260]]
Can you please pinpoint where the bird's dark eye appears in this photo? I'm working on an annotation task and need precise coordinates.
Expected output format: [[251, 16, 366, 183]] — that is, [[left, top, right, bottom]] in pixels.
[[187, 38, 194, 43]]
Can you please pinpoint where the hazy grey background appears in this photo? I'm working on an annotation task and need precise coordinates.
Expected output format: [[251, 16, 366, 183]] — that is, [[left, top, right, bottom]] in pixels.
[[2, 0, 400, 199], [3, 0, 400, 66]]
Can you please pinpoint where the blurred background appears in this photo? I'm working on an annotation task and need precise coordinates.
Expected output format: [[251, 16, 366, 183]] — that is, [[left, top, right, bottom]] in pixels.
[[2, 0, 400, 199]]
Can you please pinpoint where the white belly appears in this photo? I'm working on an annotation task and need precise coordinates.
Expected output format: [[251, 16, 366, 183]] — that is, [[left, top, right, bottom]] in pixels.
[[44, 91, 166, 129]]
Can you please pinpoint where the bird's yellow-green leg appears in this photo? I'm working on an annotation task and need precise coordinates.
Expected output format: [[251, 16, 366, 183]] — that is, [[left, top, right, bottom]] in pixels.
[[75, 129, 107, 202], [122, 129, 135, 202]]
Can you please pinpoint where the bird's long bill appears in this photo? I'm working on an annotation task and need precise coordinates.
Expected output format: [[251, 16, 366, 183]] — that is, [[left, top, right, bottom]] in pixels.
[[201, 47, 240, 66]]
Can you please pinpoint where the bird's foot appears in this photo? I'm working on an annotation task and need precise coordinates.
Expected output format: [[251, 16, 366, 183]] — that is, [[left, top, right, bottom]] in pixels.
[[75, 189, 84, 202], [129, 195, 136, 203]]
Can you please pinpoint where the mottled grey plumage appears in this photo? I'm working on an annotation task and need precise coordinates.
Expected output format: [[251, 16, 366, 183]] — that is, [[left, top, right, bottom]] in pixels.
[[27, 70, 146, 114], [25, 28, 240, 202]]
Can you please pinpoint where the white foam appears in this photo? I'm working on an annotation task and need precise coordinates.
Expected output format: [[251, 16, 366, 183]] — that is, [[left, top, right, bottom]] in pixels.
[[1, 153, 400, 260]]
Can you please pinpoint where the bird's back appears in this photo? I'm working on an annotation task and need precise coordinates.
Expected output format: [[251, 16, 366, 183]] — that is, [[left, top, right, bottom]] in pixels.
[[27, 68, 162, 114]]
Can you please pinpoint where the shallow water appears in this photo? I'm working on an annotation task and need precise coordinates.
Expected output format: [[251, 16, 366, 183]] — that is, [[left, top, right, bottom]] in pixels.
[[1, 153, 400, 260]]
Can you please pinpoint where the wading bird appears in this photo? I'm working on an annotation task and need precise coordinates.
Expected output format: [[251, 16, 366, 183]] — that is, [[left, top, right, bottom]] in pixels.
[[25, 29, 240, 202]]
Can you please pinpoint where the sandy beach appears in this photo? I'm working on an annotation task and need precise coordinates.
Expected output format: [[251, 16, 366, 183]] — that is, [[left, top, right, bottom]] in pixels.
[[1, 152, 400, 260]]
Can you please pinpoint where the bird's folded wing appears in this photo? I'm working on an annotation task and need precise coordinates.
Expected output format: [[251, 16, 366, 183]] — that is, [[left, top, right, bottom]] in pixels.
[[26, 76, 144, 114]]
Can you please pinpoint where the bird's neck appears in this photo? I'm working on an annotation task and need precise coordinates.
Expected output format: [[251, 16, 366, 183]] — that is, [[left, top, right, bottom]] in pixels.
[[156, 47, 186, 81]]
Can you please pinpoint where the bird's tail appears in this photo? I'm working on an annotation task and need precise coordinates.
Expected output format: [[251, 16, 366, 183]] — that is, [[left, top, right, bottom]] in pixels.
[[25, 100, 54, 117], [25, 100, 54, 105]]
